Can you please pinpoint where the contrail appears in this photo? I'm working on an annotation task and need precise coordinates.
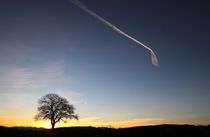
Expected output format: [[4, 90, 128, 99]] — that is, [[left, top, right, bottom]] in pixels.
[[69, 0, 159, 67]]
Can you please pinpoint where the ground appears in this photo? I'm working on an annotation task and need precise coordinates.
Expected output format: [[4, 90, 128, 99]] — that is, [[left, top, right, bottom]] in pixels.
[[1, 125, 210, 137]]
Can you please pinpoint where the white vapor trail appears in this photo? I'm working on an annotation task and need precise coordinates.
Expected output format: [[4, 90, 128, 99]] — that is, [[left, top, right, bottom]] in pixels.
[[70, 0, 159, 67]]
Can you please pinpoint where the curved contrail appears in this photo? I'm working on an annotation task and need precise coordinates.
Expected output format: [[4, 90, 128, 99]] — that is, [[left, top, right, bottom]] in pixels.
[[69, 0, 159, 67]]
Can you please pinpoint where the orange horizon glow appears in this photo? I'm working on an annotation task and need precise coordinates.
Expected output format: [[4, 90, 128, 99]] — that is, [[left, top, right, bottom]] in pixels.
[[1, 117, 209, 129], [0, 118, 164, 128]]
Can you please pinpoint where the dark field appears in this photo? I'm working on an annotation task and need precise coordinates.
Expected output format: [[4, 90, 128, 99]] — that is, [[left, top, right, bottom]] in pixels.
[[1, 125, 210, 137]]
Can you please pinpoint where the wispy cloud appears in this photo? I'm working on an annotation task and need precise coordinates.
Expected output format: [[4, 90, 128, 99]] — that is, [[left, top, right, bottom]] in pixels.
[[0, 62, 64, 89], [79, 116, 102, 122], [86, 117, 165, 128], [0, 67, 31, 88], [55, 116, 165, 128]]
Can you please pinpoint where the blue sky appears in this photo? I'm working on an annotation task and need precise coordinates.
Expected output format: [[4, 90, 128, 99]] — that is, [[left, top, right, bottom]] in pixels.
[[0, 0, 210, 127]]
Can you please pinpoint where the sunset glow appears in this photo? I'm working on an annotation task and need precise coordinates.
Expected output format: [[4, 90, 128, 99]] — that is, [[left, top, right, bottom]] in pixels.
[[43, 123, 52, 129]]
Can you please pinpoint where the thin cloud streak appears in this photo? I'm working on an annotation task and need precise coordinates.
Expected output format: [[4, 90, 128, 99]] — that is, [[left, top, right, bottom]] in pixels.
[[54, 117, 165, 128], [0, 62, 64, 89], [70, 0, 159, 67]]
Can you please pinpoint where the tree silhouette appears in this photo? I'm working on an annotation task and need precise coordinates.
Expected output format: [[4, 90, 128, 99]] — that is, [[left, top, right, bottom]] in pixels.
[[34, 93, 78, 129]]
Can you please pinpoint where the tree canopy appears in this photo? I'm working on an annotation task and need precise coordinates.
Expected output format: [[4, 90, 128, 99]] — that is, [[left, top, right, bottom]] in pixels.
[[34, 93, 78, 129]]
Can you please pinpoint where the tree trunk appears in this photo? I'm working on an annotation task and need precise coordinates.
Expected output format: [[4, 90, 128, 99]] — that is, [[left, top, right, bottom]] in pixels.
[[51, 122, 55, 129]]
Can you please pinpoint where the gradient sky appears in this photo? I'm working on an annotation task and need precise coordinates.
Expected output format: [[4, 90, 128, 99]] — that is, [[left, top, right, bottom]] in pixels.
[[0, 0, 210, 128]]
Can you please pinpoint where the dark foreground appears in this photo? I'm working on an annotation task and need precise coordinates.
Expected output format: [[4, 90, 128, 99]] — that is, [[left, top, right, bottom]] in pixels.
[[1, 125, 210, 137]]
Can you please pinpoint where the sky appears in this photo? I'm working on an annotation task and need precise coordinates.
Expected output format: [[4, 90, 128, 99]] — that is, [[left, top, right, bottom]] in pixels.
[[0, 0, 210, 128]]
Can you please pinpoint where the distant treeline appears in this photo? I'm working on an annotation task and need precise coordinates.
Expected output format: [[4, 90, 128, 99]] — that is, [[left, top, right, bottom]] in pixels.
[[1, 125, 210, 137]]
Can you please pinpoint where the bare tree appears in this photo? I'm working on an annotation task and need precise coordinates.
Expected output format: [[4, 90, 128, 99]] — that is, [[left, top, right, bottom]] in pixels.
[[34, 93, 78, 129]]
